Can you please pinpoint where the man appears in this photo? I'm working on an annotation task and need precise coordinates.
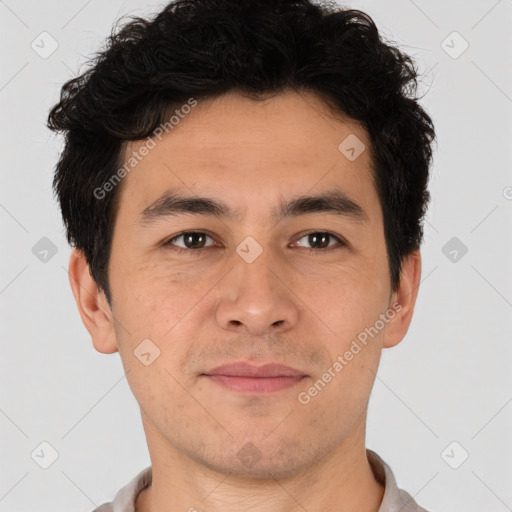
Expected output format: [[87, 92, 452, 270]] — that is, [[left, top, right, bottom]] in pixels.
[[48, 0, 436, 510]]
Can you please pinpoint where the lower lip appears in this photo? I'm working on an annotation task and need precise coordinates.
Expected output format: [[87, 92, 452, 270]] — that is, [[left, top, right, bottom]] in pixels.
[[204, 375, 306, 393]]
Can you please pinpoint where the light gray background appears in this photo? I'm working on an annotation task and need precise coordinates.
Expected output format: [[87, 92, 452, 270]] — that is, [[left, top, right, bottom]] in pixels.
[[1, 0, 511, 510]]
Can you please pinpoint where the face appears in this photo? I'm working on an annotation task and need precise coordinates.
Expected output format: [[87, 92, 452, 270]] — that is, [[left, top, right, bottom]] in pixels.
[[76, 89, 419, 479]]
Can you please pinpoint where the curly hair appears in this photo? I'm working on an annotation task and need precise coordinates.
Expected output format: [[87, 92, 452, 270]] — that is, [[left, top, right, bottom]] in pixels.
[[48, 0, 436, 307]]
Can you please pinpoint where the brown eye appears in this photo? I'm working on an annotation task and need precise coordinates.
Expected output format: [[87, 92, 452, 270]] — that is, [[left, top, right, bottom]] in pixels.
[[294, 232, 345, 250], [166, 232, 215, 250]]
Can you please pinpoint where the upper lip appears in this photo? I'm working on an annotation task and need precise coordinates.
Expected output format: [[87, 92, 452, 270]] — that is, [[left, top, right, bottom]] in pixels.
[[202, 362, 307, 378]]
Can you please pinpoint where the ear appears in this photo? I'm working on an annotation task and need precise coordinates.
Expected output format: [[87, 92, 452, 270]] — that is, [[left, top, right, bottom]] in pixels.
[[382, 249, 422, 349], [68, 248, 118, 354]]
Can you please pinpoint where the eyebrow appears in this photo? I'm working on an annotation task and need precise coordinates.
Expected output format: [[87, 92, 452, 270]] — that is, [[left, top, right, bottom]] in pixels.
[[137, 188, 369, 226]]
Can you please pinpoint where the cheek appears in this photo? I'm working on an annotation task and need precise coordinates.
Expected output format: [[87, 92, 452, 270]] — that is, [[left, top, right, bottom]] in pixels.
[[121, 359, 195, 439], [292, 263, 388, 337], [111, 259, 204, 333], [111, 268, 216, 396]]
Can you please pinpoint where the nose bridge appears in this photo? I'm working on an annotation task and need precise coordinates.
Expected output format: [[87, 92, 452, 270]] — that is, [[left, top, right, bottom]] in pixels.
[[215, 242, 298, 336], [234, 243, 281, 311]]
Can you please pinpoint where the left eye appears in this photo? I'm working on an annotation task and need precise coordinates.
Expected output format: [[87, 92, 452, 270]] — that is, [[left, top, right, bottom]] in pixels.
[[293, 232, 344, 250], [165, 232, 216, 250]]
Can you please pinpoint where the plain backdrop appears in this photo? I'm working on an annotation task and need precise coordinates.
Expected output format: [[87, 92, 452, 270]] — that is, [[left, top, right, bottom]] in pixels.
[[1, 0, 511, 511]]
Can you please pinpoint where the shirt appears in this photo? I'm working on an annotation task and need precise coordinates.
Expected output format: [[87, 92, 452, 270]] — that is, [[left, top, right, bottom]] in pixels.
[[91, 449, 430, 512]]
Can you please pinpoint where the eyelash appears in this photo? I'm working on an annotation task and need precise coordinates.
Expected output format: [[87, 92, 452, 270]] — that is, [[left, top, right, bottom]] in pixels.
[[164, 231, 346, 254]]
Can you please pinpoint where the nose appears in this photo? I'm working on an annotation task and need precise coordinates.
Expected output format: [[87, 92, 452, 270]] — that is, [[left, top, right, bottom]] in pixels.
[[215, 249, 300, 337]]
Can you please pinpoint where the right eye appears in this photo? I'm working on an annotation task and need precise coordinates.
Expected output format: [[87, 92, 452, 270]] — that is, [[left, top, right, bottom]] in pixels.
[[164, 231, 217, 251]]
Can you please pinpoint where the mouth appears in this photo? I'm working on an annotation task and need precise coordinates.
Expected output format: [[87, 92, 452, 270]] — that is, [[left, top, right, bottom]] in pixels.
[[201, 362, 308, 394]]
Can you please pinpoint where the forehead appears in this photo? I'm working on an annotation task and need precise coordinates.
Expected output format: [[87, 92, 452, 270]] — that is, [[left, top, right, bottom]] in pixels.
[[117, 89, 379, 224]]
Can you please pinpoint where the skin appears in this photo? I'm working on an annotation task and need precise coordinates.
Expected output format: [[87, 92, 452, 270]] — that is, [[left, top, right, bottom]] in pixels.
[[69, 89, 421, 511]]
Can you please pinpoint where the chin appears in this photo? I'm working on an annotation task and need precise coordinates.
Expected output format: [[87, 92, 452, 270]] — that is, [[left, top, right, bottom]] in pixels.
[[192, 436, 322, 480]]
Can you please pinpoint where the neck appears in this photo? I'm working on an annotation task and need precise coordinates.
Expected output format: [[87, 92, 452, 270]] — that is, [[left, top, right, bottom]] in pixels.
[[135, 416, 384, 512]]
